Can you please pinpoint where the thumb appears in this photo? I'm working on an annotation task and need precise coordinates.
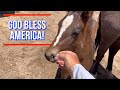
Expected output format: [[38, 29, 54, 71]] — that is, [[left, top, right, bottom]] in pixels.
[[56, 53, 66, 61], [55, 54, 65, 67]]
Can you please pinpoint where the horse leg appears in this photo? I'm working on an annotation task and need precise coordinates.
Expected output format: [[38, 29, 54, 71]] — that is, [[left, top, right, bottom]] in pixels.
[[104, 43, 119, 79], [61, 68, 70, 79], [55, 67, 61, 79], [89, 41, 109, 74], [89, 33, 118, 75], [90, 28, 119, 75], [55, 67, 71, 79], [106, 44, 119, 71]]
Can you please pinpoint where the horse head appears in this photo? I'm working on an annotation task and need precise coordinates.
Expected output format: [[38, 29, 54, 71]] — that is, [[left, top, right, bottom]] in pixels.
[[45, 11, 100, 72]]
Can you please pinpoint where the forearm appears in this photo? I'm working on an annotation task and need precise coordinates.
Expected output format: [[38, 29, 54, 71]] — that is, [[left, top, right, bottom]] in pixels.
[[72, 64, 95, 79]]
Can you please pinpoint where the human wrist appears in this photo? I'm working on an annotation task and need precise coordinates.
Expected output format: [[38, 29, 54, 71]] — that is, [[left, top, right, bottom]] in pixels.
[[71, 64, 81, 73]]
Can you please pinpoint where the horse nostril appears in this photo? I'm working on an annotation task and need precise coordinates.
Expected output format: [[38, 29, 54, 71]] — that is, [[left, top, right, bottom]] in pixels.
[[45, 48, 59, 63], [51, 54, 55, 59], [45, 52, 56, 62]]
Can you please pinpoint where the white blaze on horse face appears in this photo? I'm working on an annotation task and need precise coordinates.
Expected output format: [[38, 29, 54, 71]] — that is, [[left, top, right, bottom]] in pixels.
[[53, 14, 74, 47], [92, 11, 100, 22]]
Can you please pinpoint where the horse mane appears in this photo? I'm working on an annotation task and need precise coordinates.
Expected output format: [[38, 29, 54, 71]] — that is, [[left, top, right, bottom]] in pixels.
[[81, 11, 93, 25]]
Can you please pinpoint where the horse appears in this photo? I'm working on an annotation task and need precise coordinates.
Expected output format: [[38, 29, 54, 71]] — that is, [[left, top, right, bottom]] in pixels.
[[90, 11, 120, 78], [45, 11, 100, 79]]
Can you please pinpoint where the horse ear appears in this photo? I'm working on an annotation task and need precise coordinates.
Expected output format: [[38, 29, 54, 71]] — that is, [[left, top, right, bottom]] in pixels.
[[81, 11, 94, 25], [76, 11, 83, 15], [67, 11, 75, 15], [67, 11, 83, 16]]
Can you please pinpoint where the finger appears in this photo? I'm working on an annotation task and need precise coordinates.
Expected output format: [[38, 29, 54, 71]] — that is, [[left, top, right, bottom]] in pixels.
[[55, 56, 58, 61], [57, 53, 66, 60], [55, 54, 64, 61], [59, 65, 66, 69], [56, 60, 64, 65]]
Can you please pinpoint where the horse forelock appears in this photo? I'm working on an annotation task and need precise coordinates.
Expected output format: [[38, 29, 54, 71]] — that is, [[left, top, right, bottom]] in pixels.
[[53, 14, 74, 47]]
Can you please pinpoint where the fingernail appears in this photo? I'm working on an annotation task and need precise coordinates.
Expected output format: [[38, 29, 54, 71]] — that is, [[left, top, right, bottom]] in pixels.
[[61, 65, 64, 67], [55, 57, 58, 61]]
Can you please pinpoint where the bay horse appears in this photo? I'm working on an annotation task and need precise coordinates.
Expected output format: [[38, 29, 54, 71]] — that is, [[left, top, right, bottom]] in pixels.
[[90, 11, 120, 78], [45, 11, 100, 79]]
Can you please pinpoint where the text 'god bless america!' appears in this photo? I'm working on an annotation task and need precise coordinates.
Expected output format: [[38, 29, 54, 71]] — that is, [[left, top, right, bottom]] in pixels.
[[8, 20, 47, 40]]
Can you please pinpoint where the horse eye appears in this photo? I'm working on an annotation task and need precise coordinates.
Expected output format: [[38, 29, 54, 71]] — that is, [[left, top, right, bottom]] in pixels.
[[71, 28, 81, 38], [72, 32, 79, 38]]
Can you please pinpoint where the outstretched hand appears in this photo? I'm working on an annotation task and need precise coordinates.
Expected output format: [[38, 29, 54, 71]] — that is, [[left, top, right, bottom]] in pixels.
[[55, 51, 80, 73]]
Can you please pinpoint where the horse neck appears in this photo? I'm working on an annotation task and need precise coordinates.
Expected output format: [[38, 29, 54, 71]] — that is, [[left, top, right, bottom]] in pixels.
[[81, 11, 94, 25], [74, 31, 95, 70], [74, 16, 98, 70]]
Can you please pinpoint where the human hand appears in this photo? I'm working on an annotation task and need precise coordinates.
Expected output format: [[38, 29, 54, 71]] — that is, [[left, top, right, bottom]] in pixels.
[[55, 51, 80, 73]]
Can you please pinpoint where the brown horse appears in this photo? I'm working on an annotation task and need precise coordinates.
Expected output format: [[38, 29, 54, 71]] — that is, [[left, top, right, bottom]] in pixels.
[[45, 11, 100, 79], [90, 11, 120, 78]]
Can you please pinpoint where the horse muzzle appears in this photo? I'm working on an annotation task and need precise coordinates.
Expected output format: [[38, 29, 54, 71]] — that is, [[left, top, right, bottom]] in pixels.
[[45, 47, 59, 63]]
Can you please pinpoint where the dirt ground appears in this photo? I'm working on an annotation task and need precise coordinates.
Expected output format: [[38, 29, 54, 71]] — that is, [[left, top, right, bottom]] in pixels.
[[0, 11, 120, 79]]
